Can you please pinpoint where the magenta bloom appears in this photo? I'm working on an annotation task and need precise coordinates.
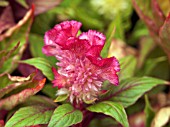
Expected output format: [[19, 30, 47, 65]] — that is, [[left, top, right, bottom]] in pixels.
[[43, 21, 120, 103]]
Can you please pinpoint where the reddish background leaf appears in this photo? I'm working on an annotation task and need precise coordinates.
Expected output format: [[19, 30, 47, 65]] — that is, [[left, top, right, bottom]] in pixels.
[[0, 78, 46, 110]]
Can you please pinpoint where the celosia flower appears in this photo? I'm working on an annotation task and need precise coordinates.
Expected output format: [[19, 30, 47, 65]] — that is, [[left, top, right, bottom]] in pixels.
[[43, 21, 120, 104]]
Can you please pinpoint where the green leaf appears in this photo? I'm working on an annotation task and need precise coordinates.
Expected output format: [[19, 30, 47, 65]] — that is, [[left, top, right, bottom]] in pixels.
[[31, 11, 56, 35], [42, 84, 58, 99], [112, 15, 125, 40], [48, 104, 83, 127], [54, 94, 69, 103], [119, 55, 137, 81], [19, 57, 54, 81], [128, 20, 149, 45], [88, 117, 117, 127], [0, 73, 13, 89], [87, 101, 129, 127], [74, 7, 104, 30], [23, 95, 57, 108], [101, 15, 125, 58], [5, 105, 54, 127], [144, 95, 155, 127], [138, 57, 167, 76], [100, 77, 168, 108], [138, 37, 155, 68], [101, 21, 115, 58]]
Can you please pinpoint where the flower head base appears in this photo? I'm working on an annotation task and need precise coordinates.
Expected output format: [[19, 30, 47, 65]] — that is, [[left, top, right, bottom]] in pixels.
[[43, 21, 120, 104]]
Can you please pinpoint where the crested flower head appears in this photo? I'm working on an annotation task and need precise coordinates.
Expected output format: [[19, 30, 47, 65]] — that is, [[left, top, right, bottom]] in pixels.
[[43, 21, 120, 104]]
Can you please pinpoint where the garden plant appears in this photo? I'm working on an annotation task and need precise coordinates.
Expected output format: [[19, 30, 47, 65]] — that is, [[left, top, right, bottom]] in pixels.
[[0, 0, 170, 127]]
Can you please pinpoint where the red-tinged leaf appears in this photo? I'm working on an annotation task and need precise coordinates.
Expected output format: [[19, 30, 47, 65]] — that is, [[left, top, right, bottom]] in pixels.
[[19, 58, 54, 81], [132, 0, 159, 34], [0, 6, 33, 41], [159, 14, 170, 59], [0, 5, 15, 34], [151, 0, 165, 27], [0, 42, 20, 69], [157, 0, 170, 17], [0, 6, 34, 73], [19, 63, 44, 80], [27, 0, 62, 15], [0, 78, 46, 110], [132, 0, 170, 62], [0, 72, 35, 99]]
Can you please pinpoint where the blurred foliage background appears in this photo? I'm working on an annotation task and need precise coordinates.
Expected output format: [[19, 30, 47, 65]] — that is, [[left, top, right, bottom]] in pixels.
[[0, 0, 170, 127]]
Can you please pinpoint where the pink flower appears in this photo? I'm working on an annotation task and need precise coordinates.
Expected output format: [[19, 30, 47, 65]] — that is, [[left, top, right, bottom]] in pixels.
[[43, 21, 120, 104]]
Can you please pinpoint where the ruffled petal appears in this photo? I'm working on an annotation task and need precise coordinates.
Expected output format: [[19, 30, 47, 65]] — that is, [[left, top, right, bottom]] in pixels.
[[85, 45, 119, 68], [57, 20, 82, 36], [44, 21, 82, 49], [53, 21, 82, 47], [85, 45, 104, 66], [68, 39, 90, 55], [44, 28, 58, 45], [79, 30, 106, 46], [100, 57, 120, 85]]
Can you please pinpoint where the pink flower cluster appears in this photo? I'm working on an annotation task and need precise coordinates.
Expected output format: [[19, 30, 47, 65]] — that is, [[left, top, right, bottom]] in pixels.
[[43, 21, 120, 104]]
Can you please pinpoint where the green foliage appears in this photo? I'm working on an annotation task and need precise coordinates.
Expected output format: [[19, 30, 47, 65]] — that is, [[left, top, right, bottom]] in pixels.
[[54, 94, 69, 103], [5, 105, 54, 127], [87, 101, 129, 127], [48, 104, 83, 127], [100, 77, 168, 108], [19, 57, 54, 81], [119, 55, 137, 81], [128, 20, 149, 45], [88, 117, 117, 127], [42, 84, 58, 99], [159, 15, 170, 53], [144, 95, 155, 127]]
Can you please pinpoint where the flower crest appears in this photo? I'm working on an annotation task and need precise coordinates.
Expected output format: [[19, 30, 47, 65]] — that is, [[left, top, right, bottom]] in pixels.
[[43, 20, 120, 104]]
